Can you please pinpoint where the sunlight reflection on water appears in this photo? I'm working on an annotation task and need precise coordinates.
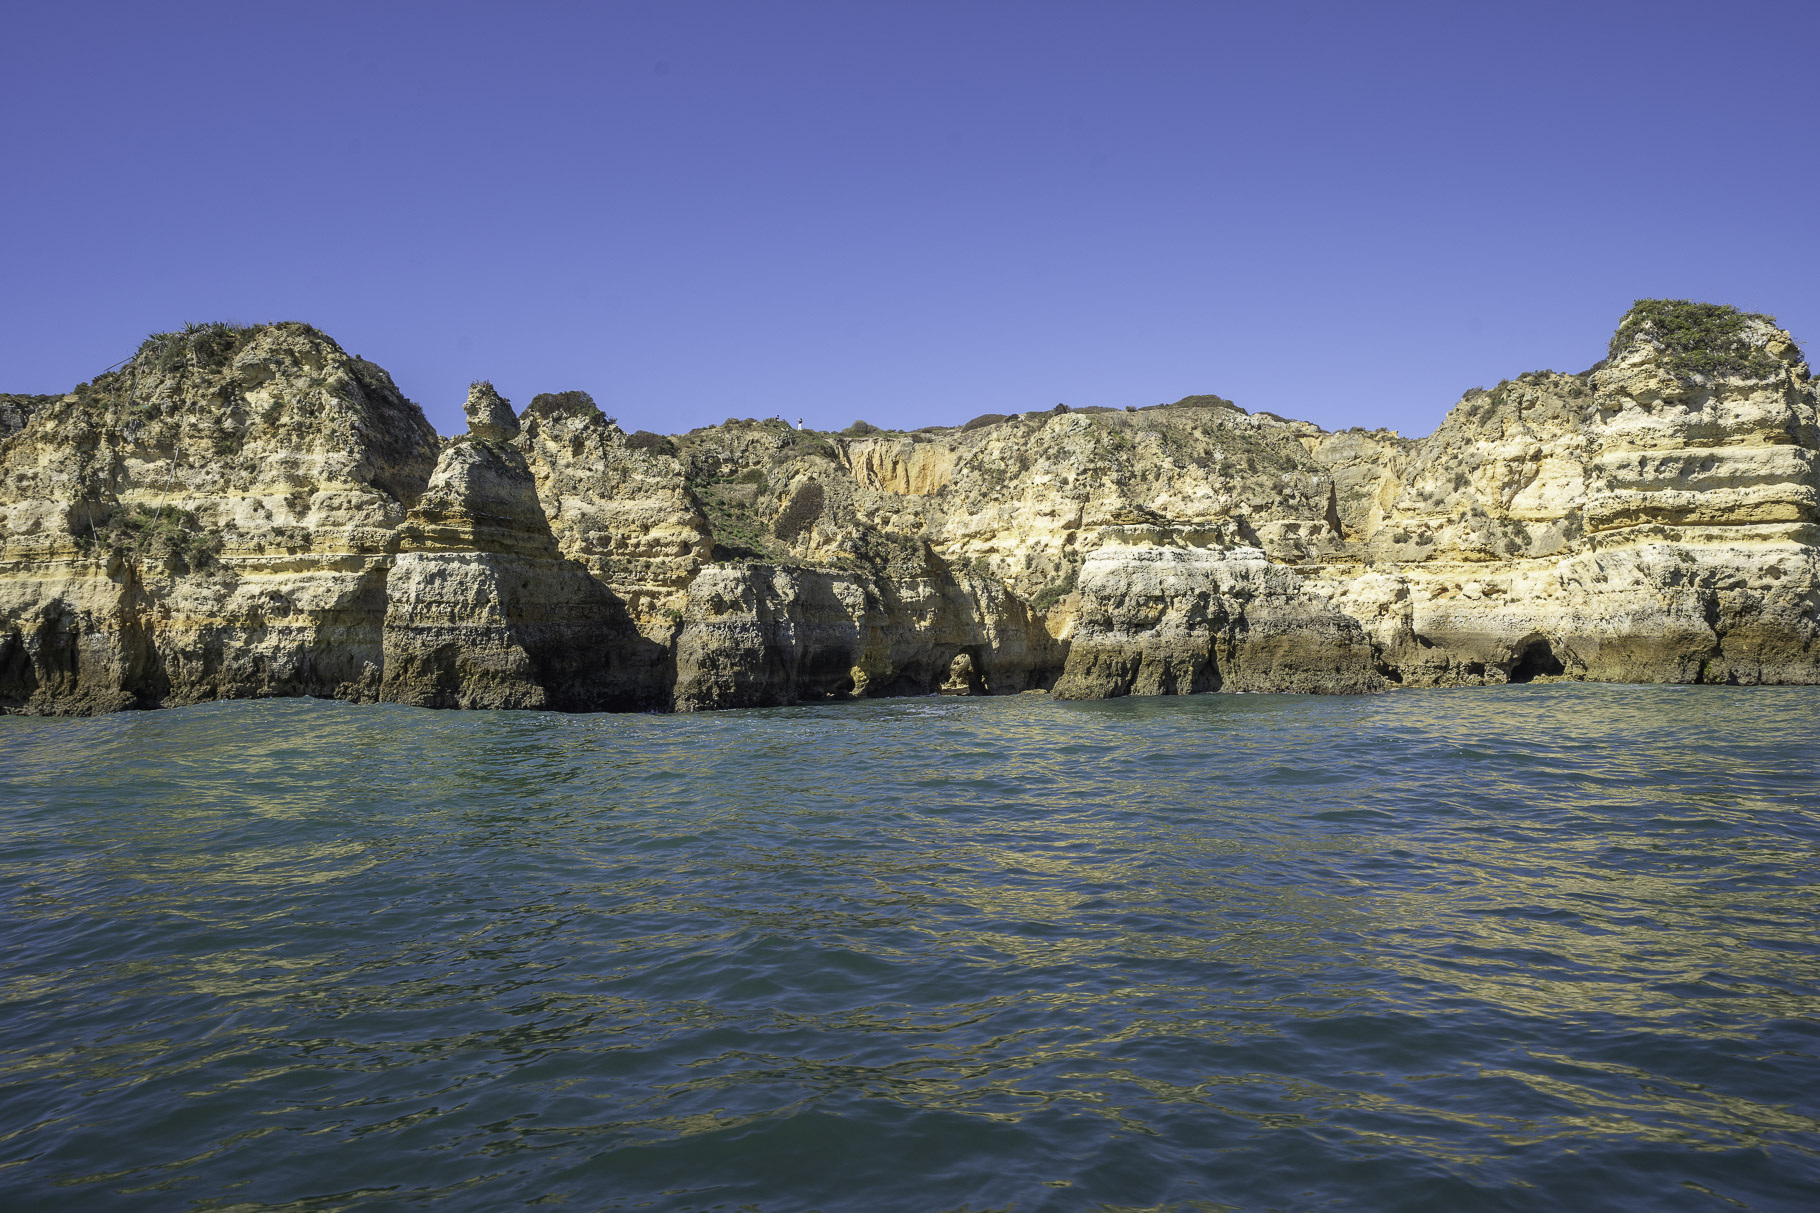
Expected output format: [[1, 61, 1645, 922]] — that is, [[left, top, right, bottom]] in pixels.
[[1, 685, 1818, 1210]]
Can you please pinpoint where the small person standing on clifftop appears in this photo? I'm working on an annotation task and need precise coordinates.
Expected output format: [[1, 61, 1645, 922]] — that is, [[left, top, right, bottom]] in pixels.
[[796, 416, 804, 430]]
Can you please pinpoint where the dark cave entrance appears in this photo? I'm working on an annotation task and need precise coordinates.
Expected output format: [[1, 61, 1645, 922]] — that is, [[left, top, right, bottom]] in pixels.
[[1508, 637, 1565, 683]]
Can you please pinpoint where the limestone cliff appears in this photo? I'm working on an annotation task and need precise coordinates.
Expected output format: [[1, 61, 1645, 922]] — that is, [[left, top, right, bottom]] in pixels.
[[2, 301, 1814, 715], [378, 384, 665, 711], [0, 322, 437, 714]]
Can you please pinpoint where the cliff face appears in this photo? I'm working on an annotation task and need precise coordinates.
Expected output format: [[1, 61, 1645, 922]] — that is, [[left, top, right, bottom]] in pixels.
[[2, 302, 1814, 715], [376, 384, 668, 711], [1309, 306, 1819, 688], [0, 323, 437, 714]]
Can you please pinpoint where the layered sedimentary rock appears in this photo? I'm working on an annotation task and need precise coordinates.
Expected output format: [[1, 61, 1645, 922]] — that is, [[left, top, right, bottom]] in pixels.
[[378, 384, 665, 711], [2, 301, 1814, 715], [0, 323, 437, 714]]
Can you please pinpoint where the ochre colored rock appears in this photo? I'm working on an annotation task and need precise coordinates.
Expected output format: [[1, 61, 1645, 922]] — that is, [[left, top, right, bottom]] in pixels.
[[2, 301, 1816, 715]]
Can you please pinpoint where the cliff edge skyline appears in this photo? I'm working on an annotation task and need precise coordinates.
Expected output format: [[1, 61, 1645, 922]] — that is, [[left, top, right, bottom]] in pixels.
[[2, 299, 1814, 715]]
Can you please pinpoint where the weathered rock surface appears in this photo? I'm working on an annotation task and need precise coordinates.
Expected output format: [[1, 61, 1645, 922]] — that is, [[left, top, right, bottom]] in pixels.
[[2, 301, 1815, 715], [379, 420, 663, 712], [0, 323, 437, 714], [1052, 540, 1382, 698]]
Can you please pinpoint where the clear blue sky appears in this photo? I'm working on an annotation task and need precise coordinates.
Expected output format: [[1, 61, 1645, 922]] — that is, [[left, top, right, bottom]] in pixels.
[[4, 1, 1815, 437]]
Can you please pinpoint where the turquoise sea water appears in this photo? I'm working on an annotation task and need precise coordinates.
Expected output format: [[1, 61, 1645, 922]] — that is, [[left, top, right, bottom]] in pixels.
[[1, 686, 1818, 1211]]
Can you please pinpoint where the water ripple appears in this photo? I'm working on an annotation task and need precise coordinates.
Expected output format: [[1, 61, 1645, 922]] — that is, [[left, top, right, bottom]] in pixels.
[[1, 686, 1818, 1210]]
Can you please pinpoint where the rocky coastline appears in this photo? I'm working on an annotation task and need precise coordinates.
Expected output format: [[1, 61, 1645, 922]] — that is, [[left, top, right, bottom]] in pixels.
[[2, 301, 1815, 716]]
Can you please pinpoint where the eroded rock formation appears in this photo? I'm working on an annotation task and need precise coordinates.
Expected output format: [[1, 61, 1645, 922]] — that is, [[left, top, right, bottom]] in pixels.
[[2, 301, 1814, 715]]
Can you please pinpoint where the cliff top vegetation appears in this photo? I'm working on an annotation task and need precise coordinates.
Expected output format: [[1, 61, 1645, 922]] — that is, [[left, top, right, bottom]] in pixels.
[[131, 321, 338, 375], [526, 390, 607, 423], [1609, 299, 1787, 381]]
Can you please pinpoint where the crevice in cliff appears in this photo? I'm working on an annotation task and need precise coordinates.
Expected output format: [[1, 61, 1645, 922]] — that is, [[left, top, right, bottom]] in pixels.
[[0, 626, 36, 709]]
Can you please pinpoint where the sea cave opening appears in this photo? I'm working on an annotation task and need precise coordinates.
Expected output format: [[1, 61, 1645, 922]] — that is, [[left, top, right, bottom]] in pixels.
[[1509, 637, 1565, 683]]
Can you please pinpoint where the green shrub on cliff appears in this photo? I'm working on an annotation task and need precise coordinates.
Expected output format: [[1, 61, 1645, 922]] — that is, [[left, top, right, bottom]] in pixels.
[[132, 322, 343, 378], [1164, 393, 1243, 413], [119, 321, 353, 408], [1031, 567, 1078, 613], [133, 322, 261, 375], [787, 433, 839, 460], [773, 481, 825, 541], [1609, 300, 1783, 380], [80, 505, 217, 569], [625, 430, 677, 456], [525, 390, 603, 421]]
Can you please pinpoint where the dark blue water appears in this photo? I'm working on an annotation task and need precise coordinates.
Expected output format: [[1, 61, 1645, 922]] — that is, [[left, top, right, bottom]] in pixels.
[[1, 686, 1818, 1211]]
